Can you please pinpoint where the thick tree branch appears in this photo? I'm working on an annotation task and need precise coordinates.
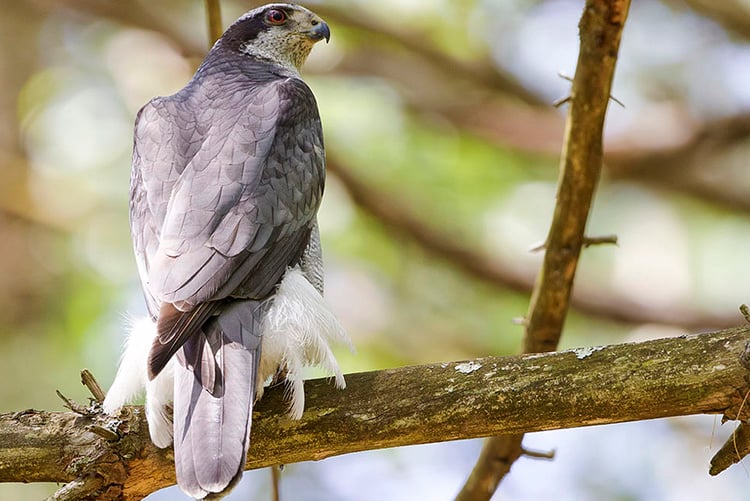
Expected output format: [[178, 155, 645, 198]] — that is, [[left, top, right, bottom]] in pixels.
[[0, 328, 748, 499], [457, 1, 632, 498]]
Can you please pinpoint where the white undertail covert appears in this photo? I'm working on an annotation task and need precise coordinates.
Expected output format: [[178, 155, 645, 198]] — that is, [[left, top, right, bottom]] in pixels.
[[103, 266, 352, 444]]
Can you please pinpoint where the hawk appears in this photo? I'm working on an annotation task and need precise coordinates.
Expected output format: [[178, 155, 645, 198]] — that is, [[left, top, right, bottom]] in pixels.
[[102, 4, 351, 499]]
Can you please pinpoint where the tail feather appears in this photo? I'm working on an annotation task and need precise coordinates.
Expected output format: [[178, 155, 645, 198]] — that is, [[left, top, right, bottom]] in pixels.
[[173, 300, 264, 499]]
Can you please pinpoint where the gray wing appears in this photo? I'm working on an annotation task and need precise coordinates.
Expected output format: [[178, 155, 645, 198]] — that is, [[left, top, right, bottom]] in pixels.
[[130, 75, 325, 376], [129, 98, 184, 319]]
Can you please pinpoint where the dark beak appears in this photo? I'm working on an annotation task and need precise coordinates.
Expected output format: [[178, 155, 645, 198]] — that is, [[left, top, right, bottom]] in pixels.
[[308, 21, 331, 43]]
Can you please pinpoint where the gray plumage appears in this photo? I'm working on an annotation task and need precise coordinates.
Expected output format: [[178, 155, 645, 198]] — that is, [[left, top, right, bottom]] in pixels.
[[128, 4, 331, 498]]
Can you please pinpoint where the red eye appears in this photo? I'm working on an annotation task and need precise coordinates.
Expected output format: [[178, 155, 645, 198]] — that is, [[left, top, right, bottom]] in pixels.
[[266, 9, 286, 25]]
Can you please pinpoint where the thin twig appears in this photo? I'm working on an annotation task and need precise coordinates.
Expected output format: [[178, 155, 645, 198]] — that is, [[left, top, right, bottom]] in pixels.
[[204, 0, 223, 47], [609, 94, 626, 108], [56, 390, 94, 417], [582, 234, 619, 247], [456, 1, 633, 499], [521, 447, 556, 460], [553, 96, 571, 108]]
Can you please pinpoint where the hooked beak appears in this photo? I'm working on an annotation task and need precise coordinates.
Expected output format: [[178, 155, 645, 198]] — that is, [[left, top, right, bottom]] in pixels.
[[307, 20, 331, 43]]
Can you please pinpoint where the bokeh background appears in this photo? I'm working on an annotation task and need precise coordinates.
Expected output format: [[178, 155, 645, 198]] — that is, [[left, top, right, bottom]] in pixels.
[[2, 0, 750, 499]]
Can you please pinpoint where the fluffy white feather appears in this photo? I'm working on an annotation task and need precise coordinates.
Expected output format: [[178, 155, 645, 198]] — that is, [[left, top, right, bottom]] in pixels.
[[102, 316, 154, 414], [259, 266, 353, 419], [145, 361, 174, 448], [103, 315, 174, 447], [106, 266, 350, 445]]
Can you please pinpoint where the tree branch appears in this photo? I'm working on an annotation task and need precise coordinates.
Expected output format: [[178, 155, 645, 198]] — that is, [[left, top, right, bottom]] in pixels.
[[710, 422, 750, 475], [457, 1, 632, 498], [525, 0, 631, 349], [333, 42, 750, 215], [0, 328, 748, 499]]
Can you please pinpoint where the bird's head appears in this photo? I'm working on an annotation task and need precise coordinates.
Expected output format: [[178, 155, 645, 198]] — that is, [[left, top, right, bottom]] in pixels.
[[221, 3, 330, 72]]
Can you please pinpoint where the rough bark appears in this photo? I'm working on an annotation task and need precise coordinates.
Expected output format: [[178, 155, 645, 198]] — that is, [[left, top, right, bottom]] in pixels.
[[0, 328, 748, 499]]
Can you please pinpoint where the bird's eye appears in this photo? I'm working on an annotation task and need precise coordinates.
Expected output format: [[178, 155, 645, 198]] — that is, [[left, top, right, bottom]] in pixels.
[[266, 9, 287, 25]]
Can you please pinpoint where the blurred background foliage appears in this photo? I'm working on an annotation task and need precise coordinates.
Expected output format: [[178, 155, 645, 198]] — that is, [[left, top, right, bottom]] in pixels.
[[1, 0, 749, 499]]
